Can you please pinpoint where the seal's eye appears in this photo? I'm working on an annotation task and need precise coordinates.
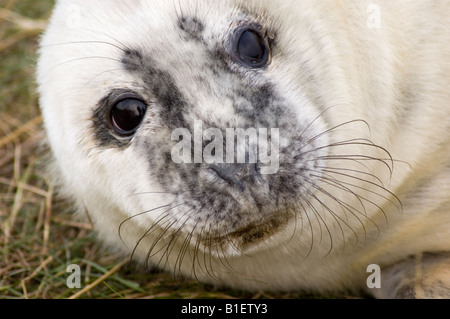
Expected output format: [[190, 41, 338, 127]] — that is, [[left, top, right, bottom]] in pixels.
[[234, 29, 269, 68], [110, 98, 147, 136]]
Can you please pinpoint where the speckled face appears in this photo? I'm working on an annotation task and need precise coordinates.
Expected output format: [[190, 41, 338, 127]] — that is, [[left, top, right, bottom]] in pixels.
[[38, 0, 397, 260], [89, 8, 328, 252]]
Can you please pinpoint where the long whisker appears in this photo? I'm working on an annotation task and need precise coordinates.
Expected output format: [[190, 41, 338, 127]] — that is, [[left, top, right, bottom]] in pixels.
[[40, 40, 127, 52], [316, 168, 403, 212], [297, 184, 334, 256], [304, 177, 366, 246], [296, 193, 315, 260], [160, 208, 194, 269], [318, 166, 386, 188], [307, 179, 360, 250], [314, 175, 381, 239], [317, 154, 394, 177], [144, 204, 191, 261], [130, 202, 186, 264], [83, 68, 126, 89], [118, 203, 172, 247], [42, 56, 122, 77], [159, 207, 196, 277], [303, 119, 371, 148], [298, 104, 347, 139]]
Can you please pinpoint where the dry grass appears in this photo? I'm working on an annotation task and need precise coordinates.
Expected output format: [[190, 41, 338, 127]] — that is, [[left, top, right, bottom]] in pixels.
[[0, 0, 344, 300]]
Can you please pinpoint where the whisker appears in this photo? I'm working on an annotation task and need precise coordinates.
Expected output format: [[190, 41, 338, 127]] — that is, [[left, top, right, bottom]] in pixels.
[[306, 176, 370, 243], [83, 68, 125, 89], [184, 232, 201, 280], [83, 26, 129, 49], [196, 218, 217, 280], [166, 208, 200, 278], [314, 175, 381, 239], [147, 205, 192, 263], [318, 170, 371, 217], [274, 182, 315, 259], [41, 40, 127, 52], [149, 219, 180, 265], [196, 207, 225, 280], [174, 225, 193, 279], [216, 236, 235, 274], [318, 166, 386, 188], [285, 204, 299, 246], [303, 119, 371, 149], [153, 209, 197, 276], [139, 214, 173, 268], [118, 203, 172, 247], [196, 225, 219, 280], [307, 180, 360, 250], [317, 154, 394, 177], [296, 194, 315, 260], [206, 220, 235, 276], [42, 56, 122, 78], [298, 185, 335, 256], [298, 104, 348, 139], [315, 168, 403, 212], [129, 202, 186, 265], [160, 208, 194, 271]]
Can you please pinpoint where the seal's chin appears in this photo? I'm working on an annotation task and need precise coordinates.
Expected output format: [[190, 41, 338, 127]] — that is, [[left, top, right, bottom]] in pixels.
[[195, 210, 295, 257]]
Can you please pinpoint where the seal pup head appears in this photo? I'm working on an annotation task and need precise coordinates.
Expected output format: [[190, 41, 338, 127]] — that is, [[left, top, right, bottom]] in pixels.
[[37, 0, 405, 286]]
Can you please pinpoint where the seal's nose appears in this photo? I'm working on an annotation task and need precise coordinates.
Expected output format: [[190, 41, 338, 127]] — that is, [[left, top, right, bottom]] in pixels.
[[208, 163, 259, 190]]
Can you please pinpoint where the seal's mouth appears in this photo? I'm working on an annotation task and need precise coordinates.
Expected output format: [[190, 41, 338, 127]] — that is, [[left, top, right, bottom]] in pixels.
[[196, 210, 295, 256]]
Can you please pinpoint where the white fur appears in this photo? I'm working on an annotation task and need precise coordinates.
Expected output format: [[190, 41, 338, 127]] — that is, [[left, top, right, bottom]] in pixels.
[[37, 0, 450, 297]]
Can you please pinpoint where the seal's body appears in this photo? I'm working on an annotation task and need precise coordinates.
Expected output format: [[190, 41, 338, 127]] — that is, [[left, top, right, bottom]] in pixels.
[[37, 0, 450, 298]]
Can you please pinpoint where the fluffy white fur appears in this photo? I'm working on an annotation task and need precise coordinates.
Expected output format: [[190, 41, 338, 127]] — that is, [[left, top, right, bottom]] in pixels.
[[37, 0, 450, 297]]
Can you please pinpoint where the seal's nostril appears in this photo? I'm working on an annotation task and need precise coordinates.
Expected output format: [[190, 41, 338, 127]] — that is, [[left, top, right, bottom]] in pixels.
[[209, 164, 240, 185], [209, 164, 230, 177], [208, 163, 259, 190]]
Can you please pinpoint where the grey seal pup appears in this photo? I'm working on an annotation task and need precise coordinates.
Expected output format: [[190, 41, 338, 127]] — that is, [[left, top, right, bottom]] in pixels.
[[37, 0, 450, 298]]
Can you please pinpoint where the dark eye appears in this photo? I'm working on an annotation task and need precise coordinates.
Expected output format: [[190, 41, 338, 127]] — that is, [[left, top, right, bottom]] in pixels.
[[110, 98, 147, 136], [234, 29, 269, 68]]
